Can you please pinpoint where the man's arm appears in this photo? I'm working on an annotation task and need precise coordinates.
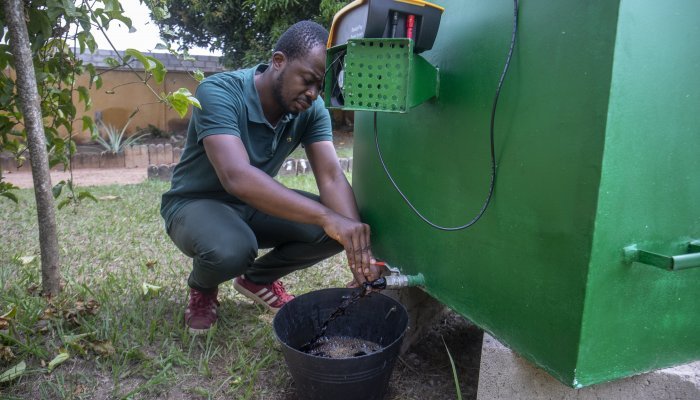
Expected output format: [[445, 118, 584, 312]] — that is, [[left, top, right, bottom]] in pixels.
[[203, 134, 377, 283], [306, 140, 381, 283]]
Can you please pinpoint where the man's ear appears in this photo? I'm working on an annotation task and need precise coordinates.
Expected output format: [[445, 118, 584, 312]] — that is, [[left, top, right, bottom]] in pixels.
[[272, 51, 287, 71]]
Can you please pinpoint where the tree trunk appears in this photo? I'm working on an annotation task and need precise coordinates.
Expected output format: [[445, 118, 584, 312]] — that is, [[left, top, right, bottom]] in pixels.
[[3, 0, 61, 295]]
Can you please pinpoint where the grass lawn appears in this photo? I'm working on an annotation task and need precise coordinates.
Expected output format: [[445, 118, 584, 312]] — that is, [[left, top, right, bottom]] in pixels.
[[0, 176, 354, 399], [287, 128, 354, 160], [1, 171, 480, 400]]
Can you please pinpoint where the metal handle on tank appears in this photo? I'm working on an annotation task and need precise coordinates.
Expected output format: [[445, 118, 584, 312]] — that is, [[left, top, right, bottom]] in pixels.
[[624, 240, 700, 271]]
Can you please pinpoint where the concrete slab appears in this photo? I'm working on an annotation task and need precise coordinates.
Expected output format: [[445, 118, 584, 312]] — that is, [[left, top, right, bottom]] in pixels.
[[147, 164, 159, 180], [297, 159, 311, 175], [173, 147, 183, 163], [157, 164, 173, 181], [71, 153, 86, 169], [125, 144, 149, 168], [339, 158, 350, 172], [99, 153, 125, 168], [477, 333, 700, 400], [149, 144, 165, 165], [86, 153, 100, 169], [279, 159, 297, 176], [163, 143, 173, 164]]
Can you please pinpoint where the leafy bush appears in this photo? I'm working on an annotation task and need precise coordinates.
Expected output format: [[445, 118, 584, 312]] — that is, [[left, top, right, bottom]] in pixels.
[[137, 124, 170, 139], [0, 180, 19, 203]]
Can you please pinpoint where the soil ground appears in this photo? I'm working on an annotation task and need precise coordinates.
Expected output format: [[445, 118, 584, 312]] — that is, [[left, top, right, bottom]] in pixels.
[[389, 313, 483, 400], [3, 167, 147, 189]]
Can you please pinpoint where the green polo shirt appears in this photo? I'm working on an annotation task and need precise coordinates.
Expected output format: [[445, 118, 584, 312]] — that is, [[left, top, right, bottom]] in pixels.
[[160, 64, 332, 227]]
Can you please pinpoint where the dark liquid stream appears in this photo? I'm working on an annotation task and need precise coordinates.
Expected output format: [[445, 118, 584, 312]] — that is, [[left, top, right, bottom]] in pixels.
[[299, 287, 371, 355]]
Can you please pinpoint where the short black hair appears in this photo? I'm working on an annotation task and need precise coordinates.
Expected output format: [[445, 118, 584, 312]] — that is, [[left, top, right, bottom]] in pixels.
[[273, 21, 329, 61]]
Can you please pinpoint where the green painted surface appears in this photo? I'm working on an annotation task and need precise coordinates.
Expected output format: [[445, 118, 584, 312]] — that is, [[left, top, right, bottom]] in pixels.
[[325, 39, 438, 113], [576, 0, 700, 387], [349, 0, 699, 387]]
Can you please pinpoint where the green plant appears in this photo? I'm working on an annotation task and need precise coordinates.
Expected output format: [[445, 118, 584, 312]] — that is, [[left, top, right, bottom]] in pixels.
[[142, 123, 170, 139], [443, 335, 463, 400], [94, 121, 148, 154], [0, 180, 19, 203]]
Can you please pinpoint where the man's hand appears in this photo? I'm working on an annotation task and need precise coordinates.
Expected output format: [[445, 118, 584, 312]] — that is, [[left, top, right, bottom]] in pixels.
[[321, 213, 381, 285], [305, 141, 381, 286]]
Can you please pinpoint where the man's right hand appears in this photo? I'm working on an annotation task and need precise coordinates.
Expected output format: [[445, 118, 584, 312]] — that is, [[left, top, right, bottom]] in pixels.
[[322, 213, 380, 285]]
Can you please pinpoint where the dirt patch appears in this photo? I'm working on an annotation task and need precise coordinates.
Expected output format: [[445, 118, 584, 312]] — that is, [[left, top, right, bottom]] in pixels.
[[270, 310, 483, 400], [2, 168, 148, 189], [390, 311, 483, 400]]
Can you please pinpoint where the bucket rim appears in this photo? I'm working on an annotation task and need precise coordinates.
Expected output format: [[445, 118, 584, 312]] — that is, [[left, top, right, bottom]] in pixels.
[[272, 288, 409, 360]]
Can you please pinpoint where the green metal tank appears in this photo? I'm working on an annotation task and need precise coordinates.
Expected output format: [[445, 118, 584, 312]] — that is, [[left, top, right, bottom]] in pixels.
[[350, 0, 700, 387]]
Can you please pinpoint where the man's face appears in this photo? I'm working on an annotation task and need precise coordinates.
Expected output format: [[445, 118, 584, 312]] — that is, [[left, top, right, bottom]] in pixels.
[[272, 45, 326, 115]]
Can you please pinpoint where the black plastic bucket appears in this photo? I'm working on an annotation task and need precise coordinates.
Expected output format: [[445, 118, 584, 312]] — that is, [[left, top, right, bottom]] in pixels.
[[273, 288, 409, 400]]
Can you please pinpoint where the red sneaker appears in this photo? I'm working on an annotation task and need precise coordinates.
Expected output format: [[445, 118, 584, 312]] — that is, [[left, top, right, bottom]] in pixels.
[[184, 287, 219, 334], [233, 276, 294, 313]]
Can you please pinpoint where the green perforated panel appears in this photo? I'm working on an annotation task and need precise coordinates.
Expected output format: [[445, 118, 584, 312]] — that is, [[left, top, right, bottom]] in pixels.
[[344, 39, 411, 112], [325, 38, 438, 113]]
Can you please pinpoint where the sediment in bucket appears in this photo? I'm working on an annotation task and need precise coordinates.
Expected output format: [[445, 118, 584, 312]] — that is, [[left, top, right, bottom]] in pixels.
[[273, 288, 409, 400]]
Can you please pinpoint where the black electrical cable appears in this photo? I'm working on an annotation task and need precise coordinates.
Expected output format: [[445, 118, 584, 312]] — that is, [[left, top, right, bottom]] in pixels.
[[374, 0, 519, 231], [322, 49, 346, 95]]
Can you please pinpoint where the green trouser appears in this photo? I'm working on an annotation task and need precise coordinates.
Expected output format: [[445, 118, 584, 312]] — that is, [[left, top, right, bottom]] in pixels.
[[166, 191, 344, 291]]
